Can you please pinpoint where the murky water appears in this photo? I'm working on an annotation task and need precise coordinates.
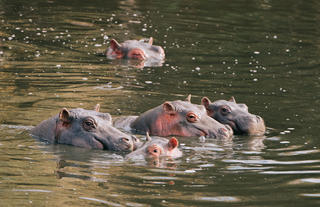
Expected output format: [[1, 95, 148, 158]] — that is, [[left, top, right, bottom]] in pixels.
[[1, 0, 320, 206]]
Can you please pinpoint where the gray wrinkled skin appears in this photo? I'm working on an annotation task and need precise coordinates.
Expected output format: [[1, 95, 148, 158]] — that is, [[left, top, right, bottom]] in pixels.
[[31, 108, 139, 152], [202, 97, 266, 136]]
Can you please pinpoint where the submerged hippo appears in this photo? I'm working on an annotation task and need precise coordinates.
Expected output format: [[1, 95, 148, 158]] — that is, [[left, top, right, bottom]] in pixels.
[[114, 95, 233, 139], [126, 133, 182, 161], [31, 105, 139, 152], [106, 37, 165, 61], [201, 97, 266, 136]]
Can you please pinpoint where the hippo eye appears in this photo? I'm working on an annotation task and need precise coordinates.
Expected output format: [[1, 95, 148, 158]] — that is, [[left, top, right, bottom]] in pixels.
[[186, 112, 198, 123], [148, 145, 162, 156], [82, 118, 97, 131], [220, 106, 231, 115]]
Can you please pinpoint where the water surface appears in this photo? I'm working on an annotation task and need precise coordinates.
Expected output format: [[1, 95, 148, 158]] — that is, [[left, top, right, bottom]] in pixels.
[[0, 0, 320, 206]]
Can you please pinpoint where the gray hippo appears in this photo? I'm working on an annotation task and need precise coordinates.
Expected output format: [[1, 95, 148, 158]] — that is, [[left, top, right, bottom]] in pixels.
[[31, 105, 139, 152], [106, 37, 165, 61], [201, 97, 266, 136], [114, 95, 233, 139], [126, 133, 182, 160]]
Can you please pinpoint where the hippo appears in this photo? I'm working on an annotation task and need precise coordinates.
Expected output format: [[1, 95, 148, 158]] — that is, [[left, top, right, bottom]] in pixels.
[[105, 37, 165, 62], [114, 95, 233, 139], [126, 133, 182, 163], [201, 96, 266, 136], [30, 105, 139, 152]]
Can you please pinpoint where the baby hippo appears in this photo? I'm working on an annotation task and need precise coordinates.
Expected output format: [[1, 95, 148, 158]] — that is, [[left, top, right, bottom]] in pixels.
[[126, 133, 182, 161], [201, 97, 266, 136], [31, 104, 139, 152], [106, 37, 165, 61]]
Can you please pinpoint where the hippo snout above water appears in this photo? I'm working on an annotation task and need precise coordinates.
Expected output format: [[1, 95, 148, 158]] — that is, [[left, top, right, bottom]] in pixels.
[[30, 104, 139, 152], [201, 96, 266, 136], [105, 37, 165, 61]]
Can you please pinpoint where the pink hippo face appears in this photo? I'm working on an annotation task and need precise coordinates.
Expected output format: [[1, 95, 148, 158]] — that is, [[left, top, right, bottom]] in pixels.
[[105, 38, 165, 67], [130, 95, 233, 139], [126, 134, 182, 161]]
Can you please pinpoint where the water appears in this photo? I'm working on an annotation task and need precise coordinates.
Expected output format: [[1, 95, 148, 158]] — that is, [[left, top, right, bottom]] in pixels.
[[0, 0, 320, 206]]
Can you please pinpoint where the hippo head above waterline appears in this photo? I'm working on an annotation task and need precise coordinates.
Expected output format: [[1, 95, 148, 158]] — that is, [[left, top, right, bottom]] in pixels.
[[105, 37, 165, 63], [30, 105, 140, 152], [126, 133, 182, 161], [201, 97, 266, 136], [126, 95, 233, 139]]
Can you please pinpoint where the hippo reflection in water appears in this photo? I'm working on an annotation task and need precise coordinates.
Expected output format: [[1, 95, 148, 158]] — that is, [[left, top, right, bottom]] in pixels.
[[114, 95, 233, 139], [201, 97, 266, 136], [105, 37, 165, 67], [31, 105, 139, 152]]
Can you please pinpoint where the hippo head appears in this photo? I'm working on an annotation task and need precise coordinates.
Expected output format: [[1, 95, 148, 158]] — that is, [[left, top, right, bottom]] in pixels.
[[201, 97, 266, 136], [131, 95, 233, 139], [56, 107, 139, 151], [126, 133, 182, 161], [106, 37, 165, 62], [32, 105, 139, 152]]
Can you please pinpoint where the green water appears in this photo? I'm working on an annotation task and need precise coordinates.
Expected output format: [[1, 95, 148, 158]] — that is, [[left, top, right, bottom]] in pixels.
[[0, 0, 319, 206]]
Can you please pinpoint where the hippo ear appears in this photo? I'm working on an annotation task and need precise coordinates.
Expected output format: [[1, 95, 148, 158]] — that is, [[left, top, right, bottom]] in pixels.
[[201, 97, 214, 117], [94, 104, 100, 112], [168, 137, 179, 150], [110, 39, 121, 50], [185, 94, 192, 102], [201, 97, 211, 108], [229, 96, 236, 103], [148, 37, 153, 45], [59, 108, 71, 123], [163, 102, 175, 114], [100, 113, 112, 124], [146, 132, 152, 141]]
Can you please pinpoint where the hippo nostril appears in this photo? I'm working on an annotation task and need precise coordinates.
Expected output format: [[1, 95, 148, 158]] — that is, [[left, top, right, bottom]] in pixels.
[[218, 128, 228, 137], [221, 127, 228, 133], [225, 124, 233, 133], [131, 135, 139, 143], [218, 125, 233, 138], [256, 115, 262, 122], [120, 137, 130, 144]]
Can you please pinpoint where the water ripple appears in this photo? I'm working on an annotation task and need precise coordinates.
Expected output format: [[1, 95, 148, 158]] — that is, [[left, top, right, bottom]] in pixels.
[[278, 149, 320, 156], [288, 178, 320, 185], [300, 193, 320, 198], [223, 159, 320, 165], [79, 197, 122, 207], [260, 170, 320, 175], [227, 165, 273, 171], [194, 196, 241, 202], [12, 189, 52, 193]]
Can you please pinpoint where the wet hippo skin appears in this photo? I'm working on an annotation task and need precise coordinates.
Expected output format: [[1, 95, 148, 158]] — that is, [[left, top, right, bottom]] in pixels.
[[114, 95, 233, 139], [31, 105, 139, 152], [126, 133, 182, 160], [105, 37, 165, 61], [201, 96, 266, 136]]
